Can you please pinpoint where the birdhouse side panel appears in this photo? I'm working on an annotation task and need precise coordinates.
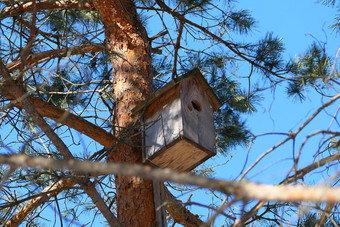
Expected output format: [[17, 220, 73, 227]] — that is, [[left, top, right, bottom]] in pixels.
[[180, 76, 216, 153], [143, 98, 183, 159]]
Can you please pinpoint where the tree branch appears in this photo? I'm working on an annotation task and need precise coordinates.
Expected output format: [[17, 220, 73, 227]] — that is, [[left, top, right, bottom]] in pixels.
[[316, 202, 335, 227], [282, 152, 340, 184], [239, 93, 340, 181], [172, 20, 184, 79], [0, 0, 95, 19], [6, 44, 106, 72], [1, 154, 340, 204], [154, 0, 287, 79], [163, 186, 206, 226], [233, 152, 340, 226], [6, 43, 161, 73], [0, 80, 115, 149], [6, 176, 206, 227], [0, 60, 119, 227], [5, 178, 75, 226]]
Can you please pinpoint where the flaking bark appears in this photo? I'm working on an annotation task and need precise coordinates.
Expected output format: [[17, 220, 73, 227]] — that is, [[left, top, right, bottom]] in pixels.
[[92, 0, 156, 225]]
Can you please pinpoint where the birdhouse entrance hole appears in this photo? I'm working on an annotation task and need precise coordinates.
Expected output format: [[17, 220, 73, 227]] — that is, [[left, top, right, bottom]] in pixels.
[[191, 100, 202, 111]]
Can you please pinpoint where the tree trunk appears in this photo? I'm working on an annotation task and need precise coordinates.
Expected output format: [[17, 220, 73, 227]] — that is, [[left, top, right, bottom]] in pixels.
[[92, 0, 156, 226]]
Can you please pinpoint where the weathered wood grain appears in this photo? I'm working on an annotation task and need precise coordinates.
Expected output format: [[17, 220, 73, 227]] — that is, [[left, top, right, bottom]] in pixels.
[[141, 69, 220, 171]]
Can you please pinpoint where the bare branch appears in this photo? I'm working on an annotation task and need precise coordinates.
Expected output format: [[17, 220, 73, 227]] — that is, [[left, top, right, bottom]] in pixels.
[[6, 44, 106, 73], [0, 60, 119, 226], [0, 79, 115, 149], [282, 152, 340, 184], [0, 0, 95, 19], [6, 43, 161, 73], [6, 178, 75, 226], [1, 154, 340, 204], [233, 152, 340, 226], [316, 202, 335, 227], [163, 187, 206, 226], [172, 20, 184, 79], [239, 93, 340, 181]]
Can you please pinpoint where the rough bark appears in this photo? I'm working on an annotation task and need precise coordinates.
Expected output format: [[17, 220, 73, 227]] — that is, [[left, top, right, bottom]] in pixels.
[[92, 0, 156, 225], [164, 187, 205, 226], [1, 0, 206, 225], [1, 67, 204, 226], [316, 202, 335, 227]]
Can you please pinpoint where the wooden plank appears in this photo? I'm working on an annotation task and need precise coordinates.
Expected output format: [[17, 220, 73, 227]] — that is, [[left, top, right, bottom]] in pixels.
[[144, 84, 180, 119], [181, 76, 200, 144], [181, 76, 216, 153], [179, 68, 221, 112], [133, 82, 179, 117], [153, 180, 166, 226], [146, 137, 214, 171], [132, 68, 221, 115], [144, 111, 165, 158], [144, 97, 183, 159], [162, 97, 183, 146]]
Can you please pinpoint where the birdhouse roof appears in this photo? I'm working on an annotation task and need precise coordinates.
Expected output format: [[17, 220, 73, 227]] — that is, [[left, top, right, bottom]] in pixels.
[[133, 68, 222, 114]]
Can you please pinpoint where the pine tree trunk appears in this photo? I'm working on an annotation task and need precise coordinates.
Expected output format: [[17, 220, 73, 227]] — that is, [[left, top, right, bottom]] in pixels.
[[92, 0, 156, 225]]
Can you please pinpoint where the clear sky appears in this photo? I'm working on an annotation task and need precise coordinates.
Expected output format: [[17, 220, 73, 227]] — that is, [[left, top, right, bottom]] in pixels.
[[224, 0, 339, 180], [237, 0, 339, 55], [185, 1, 340, 225]]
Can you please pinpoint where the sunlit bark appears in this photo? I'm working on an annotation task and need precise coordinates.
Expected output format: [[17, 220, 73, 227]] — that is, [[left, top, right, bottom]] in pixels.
[[92, 0, 156, 225]]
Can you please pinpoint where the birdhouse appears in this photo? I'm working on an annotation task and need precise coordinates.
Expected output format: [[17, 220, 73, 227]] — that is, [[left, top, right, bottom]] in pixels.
[[133, 68, 221, 172]]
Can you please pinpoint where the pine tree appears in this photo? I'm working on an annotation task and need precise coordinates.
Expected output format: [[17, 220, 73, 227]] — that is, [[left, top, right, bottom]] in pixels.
[[0, 0, 339, 226]]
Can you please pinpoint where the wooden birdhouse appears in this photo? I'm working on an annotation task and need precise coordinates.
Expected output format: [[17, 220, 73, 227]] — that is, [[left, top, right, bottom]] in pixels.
[[133, 68, 221, 172]]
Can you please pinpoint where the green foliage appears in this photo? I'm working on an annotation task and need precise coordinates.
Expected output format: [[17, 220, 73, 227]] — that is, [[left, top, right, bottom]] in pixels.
[[320, 0, 337, 6], [295, 42, 330, 78], [286, 81, 306, 102], [175, 0, 212, 12], [297, 212, 319, 226], [225, 10, 256, 34], [254, 32, 285, 76], [286, 42, 332, 100], [296, 211, 340, 226], [0, 0, 338, 225], [212, 75, 257, 152], [319, 0, 340, 33], [43, 9, 100, 35], [169, 51, 258, 153], [330, 13, 340, 33]]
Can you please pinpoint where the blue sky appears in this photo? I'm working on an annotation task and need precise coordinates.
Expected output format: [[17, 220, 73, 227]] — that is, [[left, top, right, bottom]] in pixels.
[[1, 1, 339, 226], [229, 0, 339, 179], [43, 1, 339, 225], [183, 1, 340, 225], [238, 0, 339, 55]]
